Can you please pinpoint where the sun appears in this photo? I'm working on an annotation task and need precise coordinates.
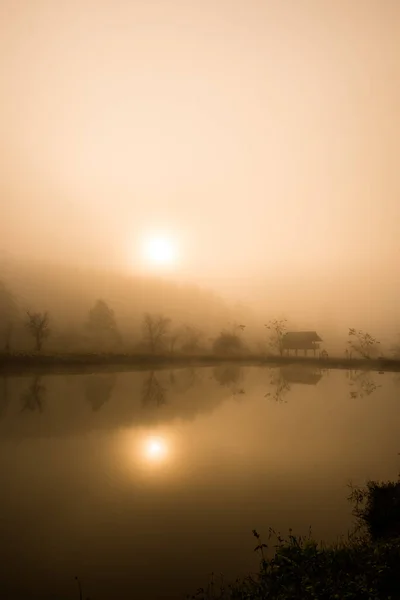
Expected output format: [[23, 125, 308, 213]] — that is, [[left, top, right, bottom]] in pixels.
[[143, 437, 168, 462], [141, 235, 178, 268]]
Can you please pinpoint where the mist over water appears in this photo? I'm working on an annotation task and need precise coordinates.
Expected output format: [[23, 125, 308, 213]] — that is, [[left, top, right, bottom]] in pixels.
[[0, 365, 399, 599]]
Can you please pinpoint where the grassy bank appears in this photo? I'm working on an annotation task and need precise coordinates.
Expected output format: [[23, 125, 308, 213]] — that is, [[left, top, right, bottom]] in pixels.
[[1, 351, 400, 375], [190, 477, 400, 600]]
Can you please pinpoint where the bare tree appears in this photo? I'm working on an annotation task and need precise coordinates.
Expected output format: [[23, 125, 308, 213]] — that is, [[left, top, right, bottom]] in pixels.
[[347, 328, 380, 359], [142, 313, 171, 353], [25, 311, 50, 352], [264, 318, 287, 356]]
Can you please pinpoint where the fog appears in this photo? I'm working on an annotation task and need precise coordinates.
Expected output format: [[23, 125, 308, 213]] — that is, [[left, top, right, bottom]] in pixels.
[[1, 0, 399, 353]]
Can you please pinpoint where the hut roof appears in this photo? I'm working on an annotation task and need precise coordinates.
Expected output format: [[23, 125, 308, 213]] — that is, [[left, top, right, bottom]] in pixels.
[[283, 331, 322, 342], [282, 331, 322, 349]]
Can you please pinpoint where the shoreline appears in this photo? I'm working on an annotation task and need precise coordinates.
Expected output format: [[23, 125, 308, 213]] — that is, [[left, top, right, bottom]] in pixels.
[[1, 352, 400, 376]]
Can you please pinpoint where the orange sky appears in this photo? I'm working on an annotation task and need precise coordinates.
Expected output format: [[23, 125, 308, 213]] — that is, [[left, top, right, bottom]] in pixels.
[[0, 0, 399, 309]]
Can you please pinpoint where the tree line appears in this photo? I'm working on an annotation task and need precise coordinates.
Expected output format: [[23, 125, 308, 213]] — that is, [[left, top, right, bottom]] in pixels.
[[0, 279, 399, 358], [0, 279, 237, 354]]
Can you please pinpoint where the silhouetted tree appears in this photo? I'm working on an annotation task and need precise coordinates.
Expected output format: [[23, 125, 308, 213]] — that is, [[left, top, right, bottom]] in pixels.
[[212, 330, 244, 355], [264, 318, 287, 356], [142, 313, 171, 353], [20, 377, 46, 413], [25, 310, 50, 352], [85, 299, 121, 350], [0, 281, 19, 352], [347, 328, 380, 359]]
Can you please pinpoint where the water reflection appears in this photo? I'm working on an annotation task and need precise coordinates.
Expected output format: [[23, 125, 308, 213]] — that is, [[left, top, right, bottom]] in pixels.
[[346, 370, 381, 399], [20, 376, 46, 413], [213, 365, 245, 396], [265, 369, 291, 403], [265, 366, 324, 403], [120, 430, 174, 474], [84, 373, 117, 411], [0, 366, 399, 600], [280, 366, 323, 386], [141, 371, 167, 407], [168, 367, 199, 393]]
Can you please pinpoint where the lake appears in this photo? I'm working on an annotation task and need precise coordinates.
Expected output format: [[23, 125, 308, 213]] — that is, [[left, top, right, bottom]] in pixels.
[[0, 364, 399, 599]]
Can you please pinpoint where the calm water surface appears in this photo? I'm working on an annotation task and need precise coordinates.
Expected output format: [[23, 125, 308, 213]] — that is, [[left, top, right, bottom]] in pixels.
[[0, 365, 399, 599]]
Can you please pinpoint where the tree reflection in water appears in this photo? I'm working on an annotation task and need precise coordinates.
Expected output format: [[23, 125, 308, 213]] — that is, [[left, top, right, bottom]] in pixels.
[[264, 369, 291, 403], [20, 377, 46, 413], [84, 373, 117, 412], [141, 371, 167, 407], [346, 370, 381, 399], [212, 365, 245, 396]]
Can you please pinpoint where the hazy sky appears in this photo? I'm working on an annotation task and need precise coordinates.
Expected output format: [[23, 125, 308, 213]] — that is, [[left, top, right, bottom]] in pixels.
[[1, 0, 399, 303]]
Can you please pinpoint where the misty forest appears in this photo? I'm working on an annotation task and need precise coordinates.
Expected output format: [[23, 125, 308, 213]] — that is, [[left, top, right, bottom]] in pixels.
[[1, 0, 400, 599], [0, 258, 399, 363]]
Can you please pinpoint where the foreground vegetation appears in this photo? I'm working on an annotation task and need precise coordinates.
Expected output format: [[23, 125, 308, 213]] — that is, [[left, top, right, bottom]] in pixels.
[[190, 476, 400, 600]]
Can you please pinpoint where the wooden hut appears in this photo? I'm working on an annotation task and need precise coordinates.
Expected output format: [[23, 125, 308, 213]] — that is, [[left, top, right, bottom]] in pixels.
[[282, 331, 322, 357]]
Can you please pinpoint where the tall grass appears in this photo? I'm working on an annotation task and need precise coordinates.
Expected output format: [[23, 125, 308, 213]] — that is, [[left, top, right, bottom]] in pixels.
[[189, 475, 400, 600]]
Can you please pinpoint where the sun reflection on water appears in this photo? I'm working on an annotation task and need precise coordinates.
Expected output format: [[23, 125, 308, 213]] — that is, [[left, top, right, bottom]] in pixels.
[[117, 429, 180, 479]]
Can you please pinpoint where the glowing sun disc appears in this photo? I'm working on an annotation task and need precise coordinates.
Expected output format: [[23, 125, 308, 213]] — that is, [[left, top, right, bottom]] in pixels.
[[143, 437, 168, 461], [142, 235, 177, 267]]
